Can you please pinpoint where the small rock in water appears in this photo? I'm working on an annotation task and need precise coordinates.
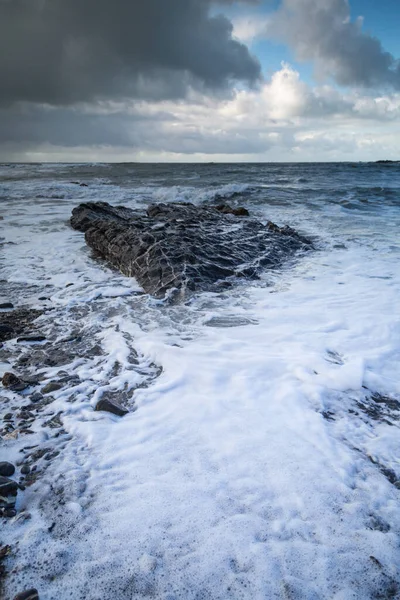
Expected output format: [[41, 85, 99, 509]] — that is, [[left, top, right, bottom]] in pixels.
[[215, 204, 250, 217], [40, 381, 63, 394], [20, 465, 30, 475], [0, 476, 18, 509], [0, 462, 15, 477], [95, 397, 129, 417], [2, 372, 20, 388], [17, 335, 46, 343], [0, 302, 14, 309], [13, 589, 39, 600], [1, 372, 29, 392]]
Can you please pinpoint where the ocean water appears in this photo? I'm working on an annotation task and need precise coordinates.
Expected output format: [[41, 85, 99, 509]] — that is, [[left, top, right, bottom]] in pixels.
[[1, 162, 400, 599]]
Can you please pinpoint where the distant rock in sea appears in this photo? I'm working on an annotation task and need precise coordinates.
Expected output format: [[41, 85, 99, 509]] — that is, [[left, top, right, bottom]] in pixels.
[[71, 201, 313, 300]]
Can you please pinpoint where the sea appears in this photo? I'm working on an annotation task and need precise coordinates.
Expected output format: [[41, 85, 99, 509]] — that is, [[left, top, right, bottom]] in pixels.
[[1, 162, 400, 599]]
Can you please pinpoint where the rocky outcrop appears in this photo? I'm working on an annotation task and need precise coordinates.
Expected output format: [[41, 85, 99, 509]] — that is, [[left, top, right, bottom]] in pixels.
[[71, 201, 313, 300]]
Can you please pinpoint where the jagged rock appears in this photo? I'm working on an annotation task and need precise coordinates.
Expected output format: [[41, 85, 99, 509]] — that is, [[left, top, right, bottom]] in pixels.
[[13, 589, 39, 600], [71, 201, 313, 300], [95, 397, 129, 417], [0, 462, 15, 477]]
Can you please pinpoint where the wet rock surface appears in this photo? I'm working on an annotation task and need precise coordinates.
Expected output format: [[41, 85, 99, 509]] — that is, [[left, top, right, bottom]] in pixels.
[[71, 201, 314, 299], [0, 462, 15, 477], [0, 308, 43, 343], [95, 396, 130, 417]]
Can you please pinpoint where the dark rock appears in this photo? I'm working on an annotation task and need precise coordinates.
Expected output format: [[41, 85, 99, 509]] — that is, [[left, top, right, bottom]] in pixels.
[[4, 507, 17, 517], [95, 397, 129, 417], [71, 201, 313, 300], [1, 372, 29, 392], [215, 204, 250, 217], [0, 476, 18, 508], [20, 465, 30, 475], [0, 302, 13, 309], [17, 335, 46, 343], [41, 381, 63, 394], [0, 462, 15, 477], [30, 393, 43, 403], [0, 308, 43, 343], [38, 297, 49, 301], [13, 589, 39, 600]]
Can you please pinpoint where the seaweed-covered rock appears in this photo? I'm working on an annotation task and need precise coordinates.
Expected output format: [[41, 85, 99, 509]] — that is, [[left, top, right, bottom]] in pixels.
[[71, 201, 313, 300]]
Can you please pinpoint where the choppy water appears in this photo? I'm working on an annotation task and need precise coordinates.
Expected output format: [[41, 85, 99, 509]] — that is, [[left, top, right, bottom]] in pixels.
[[1, 162, 400, 600]]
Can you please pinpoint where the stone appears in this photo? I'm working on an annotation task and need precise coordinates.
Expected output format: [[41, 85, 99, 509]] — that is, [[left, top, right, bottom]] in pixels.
[[1, 372, 29, 392], [0, 302, 13, 309], [13, 589, 39, 600], [0, 462, 15, 477], [17, 335, 46, 343], [0, 476, 18, 508], [0, 308, 43, 343], [40, 381, 63, 394], [215, 203, 250, 217], [71, 201, 313, 300], [95, 397, 129, 417], [20, 465, 30, 475]]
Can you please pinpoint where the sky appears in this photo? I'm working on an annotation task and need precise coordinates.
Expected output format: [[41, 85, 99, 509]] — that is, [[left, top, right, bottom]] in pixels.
[[0, 0, 399, 162]]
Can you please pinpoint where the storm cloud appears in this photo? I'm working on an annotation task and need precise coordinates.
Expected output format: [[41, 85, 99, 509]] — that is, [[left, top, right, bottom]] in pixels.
[[271, 0, 400, 90], [0, 0, 261, 106]]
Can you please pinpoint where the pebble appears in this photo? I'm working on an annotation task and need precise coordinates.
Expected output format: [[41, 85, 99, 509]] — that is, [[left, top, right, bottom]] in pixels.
[[2, 372, 21, 388], [13, 589, 39, 600], [21, 465, 30, 475], [95, 397, 129, 417], [1, 372, 29, 392], [0, 462, 15, 477], [0, 302, 14, 309], [17, 335, 46, 343], [41, 381, 63, 394]]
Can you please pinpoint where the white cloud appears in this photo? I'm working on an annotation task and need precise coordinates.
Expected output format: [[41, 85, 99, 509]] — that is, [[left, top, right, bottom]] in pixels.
[[1, 65, 400, 162], [232, 15, 270, 43]]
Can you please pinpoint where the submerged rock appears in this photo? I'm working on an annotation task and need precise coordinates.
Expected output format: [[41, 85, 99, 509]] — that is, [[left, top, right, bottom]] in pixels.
[[71, 201, 313, 299]]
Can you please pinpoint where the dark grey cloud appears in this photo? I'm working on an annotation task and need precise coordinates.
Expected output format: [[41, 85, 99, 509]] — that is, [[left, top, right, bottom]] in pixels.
[[0, 0, 261, 106], [271, 0, 400, 89]]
